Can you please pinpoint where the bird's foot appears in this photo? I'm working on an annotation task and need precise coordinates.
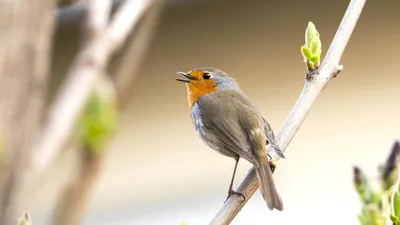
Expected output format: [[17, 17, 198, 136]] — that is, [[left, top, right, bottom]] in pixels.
[[269, 160, 277, 173], [224, 189, 245, 203]]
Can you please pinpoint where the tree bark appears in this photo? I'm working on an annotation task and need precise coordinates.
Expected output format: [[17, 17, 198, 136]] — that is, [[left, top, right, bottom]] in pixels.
[[0, 1, 55, 224]]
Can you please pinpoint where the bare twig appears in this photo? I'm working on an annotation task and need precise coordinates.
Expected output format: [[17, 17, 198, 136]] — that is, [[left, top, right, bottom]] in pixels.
[[210, 0, 366, 224], [33, 0, 154, 176], [106, 0, 156, 52], [84, 0, 111, 42], [112, 0, 163, 105], [0, 1, 55, 224]]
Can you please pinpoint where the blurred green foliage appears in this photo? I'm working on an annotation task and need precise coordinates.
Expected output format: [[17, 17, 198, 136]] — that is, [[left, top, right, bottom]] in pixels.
[[77, 74, 118, 154], [354, 141, 400, 225]]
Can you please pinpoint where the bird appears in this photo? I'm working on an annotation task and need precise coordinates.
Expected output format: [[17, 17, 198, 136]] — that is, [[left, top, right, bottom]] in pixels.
[[176, 67, 285, 211]]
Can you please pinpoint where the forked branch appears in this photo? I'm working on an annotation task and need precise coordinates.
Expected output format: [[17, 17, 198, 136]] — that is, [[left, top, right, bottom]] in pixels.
[[33, 0, 155, 177]]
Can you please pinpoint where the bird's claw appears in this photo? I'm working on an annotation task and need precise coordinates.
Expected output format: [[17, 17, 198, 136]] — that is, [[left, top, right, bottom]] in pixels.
[[224, 190, 245, 203], [269, 161, 277, 173]]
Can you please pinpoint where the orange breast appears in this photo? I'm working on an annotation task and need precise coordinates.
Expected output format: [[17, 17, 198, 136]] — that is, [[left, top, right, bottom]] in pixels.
[[186, 80, 217, 108]]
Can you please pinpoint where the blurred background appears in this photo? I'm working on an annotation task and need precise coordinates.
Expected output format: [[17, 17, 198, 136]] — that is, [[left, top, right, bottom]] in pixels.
[[19, 0, 400, 224]]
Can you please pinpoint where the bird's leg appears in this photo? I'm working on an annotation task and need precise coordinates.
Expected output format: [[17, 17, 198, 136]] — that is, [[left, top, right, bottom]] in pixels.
[[224, 157, 245, 203], [267, 154, 277, 172]]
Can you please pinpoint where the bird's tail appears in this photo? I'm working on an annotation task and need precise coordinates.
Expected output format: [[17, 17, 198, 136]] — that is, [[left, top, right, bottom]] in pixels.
[[255, 161, 283, 211]]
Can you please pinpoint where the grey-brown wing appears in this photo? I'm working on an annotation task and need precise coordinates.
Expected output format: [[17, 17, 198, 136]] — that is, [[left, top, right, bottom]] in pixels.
[[221, 90, 285, 158], [263, 117, 285, 158], [197, 91, 259, 165], [220, 90, 285, 158]]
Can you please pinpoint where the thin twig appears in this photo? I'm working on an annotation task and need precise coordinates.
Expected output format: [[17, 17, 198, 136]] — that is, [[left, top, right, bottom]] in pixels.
[[33, 0, 154, 176], [112, 0, 163, 106], [106, 0, 156, 52], [210, 0, 366, 224], [84, 0, 111, 42]]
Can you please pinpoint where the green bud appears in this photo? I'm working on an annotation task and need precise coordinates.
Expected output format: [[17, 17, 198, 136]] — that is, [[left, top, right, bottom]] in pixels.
[[382, 142, 400, 190], [16, 212, 31, 225], [310, 38, 318, 55], [354, 166, 372, 203], [309, 55, 320, 64], [384, 169, 398, 192], [305, 21, 317, 47], [180, 220, 188, 225], [301, 21, 322, 69], [77, 74, 118, 154], [310, 37, 322, 56], [301, 46, 312, 60]]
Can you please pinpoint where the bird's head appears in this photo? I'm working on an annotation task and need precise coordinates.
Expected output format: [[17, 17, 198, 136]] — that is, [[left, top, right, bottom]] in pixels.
[[176, 67, 239, 108]]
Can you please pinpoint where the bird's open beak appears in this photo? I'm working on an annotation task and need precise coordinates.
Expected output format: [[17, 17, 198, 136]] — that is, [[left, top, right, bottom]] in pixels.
[[176, 71, 195, 83]]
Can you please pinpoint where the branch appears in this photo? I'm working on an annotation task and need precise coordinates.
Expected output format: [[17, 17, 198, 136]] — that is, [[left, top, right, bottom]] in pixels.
[[50, 1, 111, 224], [33, 0, 154, 176], [210, 0, 366, 224], [84, 0, 111, 43], [51, 2, 163, 224], [111, 0, 164, 106]]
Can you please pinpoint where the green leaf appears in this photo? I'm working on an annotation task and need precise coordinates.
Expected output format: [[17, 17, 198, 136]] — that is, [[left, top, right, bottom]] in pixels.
[[305, 21, 317, 47], [309, 55, 320, 64], [310, 37, 322, 56], [301, 46, 312, 60], [391, 214, 400, 225], [316, 39, 322, 56], [353, 166, 369, 203], [381, 142, 400, 191], [391, 182, 400, 222]]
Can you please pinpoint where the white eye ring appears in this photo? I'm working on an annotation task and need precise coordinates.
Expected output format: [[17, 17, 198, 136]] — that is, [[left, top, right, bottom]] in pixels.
[[202, 72, 212, 79]]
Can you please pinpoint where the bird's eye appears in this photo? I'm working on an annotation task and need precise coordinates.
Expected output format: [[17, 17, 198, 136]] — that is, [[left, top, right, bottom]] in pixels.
[[203, 73, 212, 79]]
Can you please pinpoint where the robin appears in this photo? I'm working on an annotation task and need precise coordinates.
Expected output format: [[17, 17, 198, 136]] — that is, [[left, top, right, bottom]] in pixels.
[[176, 67, 285, 211]]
